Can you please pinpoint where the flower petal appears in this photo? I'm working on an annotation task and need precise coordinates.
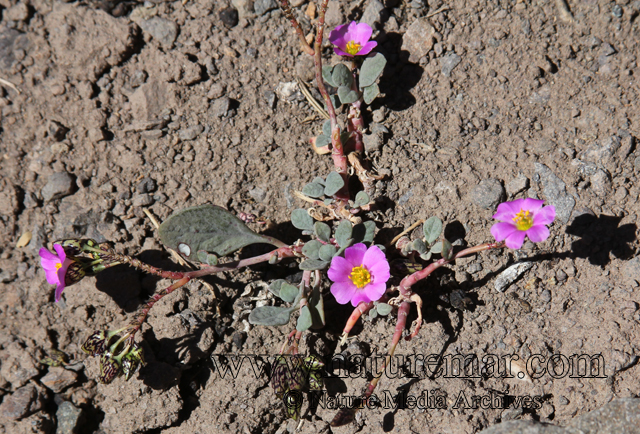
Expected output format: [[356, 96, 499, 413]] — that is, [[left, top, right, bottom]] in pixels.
[[358, 40, 377, 56], [353, 22, 373, 44], [534, 205, 556, 226], [504, 230, 527, 249], [361, 281, 386, 304], [520, 198, 545, 213], [53, 244, 67, 262], [44, 268, 60, 285], [333, 47, 351, 57], [328, 256, 353, 282], [344, 21, 359, 41], [345, 243, 367, 267], [526, 225, 550, 243], [490, 222, 518, 242], [39, 247, 58, 263], [331, 281, 357, 305], [492, 200, 521, 221], [54, 283, 66, 303]]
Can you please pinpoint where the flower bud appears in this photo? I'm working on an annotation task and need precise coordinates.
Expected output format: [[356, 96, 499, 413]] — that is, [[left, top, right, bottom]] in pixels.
[[270, 357, 291, 398], [121, 344, 144, 381], [81, 330, 109, 356], [64, 261, 86, 286], [303, 355, 324, 370], [59, 239, 83, 256], [99, 352, 122, 384]]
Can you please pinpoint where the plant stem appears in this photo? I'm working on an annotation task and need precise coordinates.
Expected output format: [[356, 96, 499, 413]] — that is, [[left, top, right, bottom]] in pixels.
[[330, 300, 411, 426], [129, 276, 192, 332], [279, 0, 314, 55], [398, 241, 506, 296], [314, 0, 349, 202]]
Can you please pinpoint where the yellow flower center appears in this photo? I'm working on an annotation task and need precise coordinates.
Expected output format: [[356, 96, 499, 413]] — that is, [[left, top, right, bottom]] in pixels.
[[55, 262, 62, 271], [349, 265, 371, 289], [345, 40, 362, 55], [513, 209, 534, 231]]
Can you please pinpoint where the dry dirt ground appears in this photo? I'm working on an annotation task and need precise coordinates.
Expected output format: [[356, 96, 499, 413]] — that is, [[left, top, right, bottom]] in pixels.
[[1, 0, 640, 433]]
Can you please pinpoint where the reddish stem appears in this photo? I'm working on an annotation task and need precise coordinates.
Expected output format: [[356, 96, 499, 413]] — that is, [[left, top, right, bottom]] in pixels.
[[398, 241, 506, 296], [330, 301, 411, 426], [279, 0, 314, 55], [129, 276, 191, 332]]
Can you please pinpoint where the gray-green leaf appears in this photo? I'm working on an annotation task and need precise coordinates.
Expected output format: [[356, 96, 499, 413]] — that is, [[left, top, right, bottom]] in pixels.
[[423, 216, 443, 245], [302, 182, 325, 199], [291, 209, 314, 231], [338, 86, 359, 105], [322, 120, 332, 138], [362, 83, 380, 104], [248, 306, 294, 326], [354, 191, 370, 208], [316, 134, 330, 148], [299, 259, 330, 270], [318, 244, 337, 261], [413, 238, 426, 254], [442, 239, 454, 261], [335, 220, 353, 248], [296, 305, 313, 331], [159, 205, 278, 261], [314, 222, 331, 242], [331, 63, 352, 87], [322, 65, 335, 87], [360, 53, 387, 88], [324, 171, 345, 196], [269, 279, 286, 297], [279, 283, 299, 304], [302, 240, 322, 260], [309, 285, 325, 327], [376, 302, 393, 316], [430, 242, 442, 254]]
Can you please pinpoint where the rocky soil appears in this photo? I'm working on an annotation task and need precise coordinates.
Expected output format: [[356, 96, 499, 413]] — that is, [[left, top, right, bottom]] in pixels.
[[0, 0, 639, 433]]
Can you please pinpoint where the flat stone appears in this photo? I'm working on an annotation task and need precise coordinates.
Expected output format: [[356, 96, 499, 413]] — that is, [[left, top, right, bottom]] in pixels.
[[0, 384, 43, 420], [401, 18, 436, 62], [363, 133, 383, 153], [494, 262, 533, 292], [534, 163, 576, 224], [132, 193, 154, 207], [0, 27, 29, 70], [478, 420, 568, 434], [41, 172, 76, 202], [178, 124, 204, 141], [40, 367, 78, 393], [56, 401, 84, 434], [361, 0, 387, 29], [506, 173, 529, 196], [567, 398, 640, 434], [137, 17, 178, 48], [441, 52, 462, 77], [470, 178, 505, 210], [0, 181, 19, 215], [590, 169, 611, 197], [211, 96, 231, 118], [248, 186, 267, 202], [254, 0, 278, 16], [623, 256, 640, 284], [136, 177, 157, 194]]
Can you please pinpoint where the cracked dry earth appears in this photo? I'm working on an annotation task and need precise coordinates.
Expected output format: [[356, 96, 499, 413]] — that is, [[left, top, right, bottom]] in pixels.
[[1, 0, 640, 433]]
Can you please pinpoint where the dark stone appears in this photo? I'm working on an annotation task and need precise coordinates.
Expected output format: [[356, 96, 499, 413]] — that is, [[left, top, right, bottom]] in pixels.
[[219, 7, 239, 28]]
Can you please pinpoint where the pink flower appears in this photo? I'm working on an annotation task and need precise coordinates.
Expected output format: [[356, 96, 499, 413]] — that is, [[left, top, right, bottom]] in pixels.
[[328, 21, 377, 57], [491, 199, 556, 249], [39, 244, 73, 302], [328, 243, 390, 306]]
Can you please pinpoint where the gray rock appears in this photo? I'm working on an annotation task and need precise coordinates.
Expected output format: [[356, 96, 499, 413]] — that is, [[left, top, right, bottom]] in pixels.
[[249, 186, 266, 202], [0, 182, 19, 215], [130, 70, 147, 88], [324, 1, 344, 27], [136, 177, 157, 194], [590, 169, 611, 197], [363, 133, 383, 153], [48, 120, 69, 142], [263, 90, 277, 109], [608, 350, 638, 375], [254, 0, 277, 15], [361, 0, 387, 29], [178, 124, 205, 141], [0, 384, 43, 420], [40, 367, 78, 393], [534, 163, 575, 224], [623, 256, 640, 284], [0, 27, 29, 69], [494, 262, 533, 292], [441, 53, 462, 77], [506, 173, 529, 196], [56, 401, 83, 434], [470, 178, 505, 210], [401, 18, 436, 62], [582, 135, 621, 168], [220, 6, 240, 26], [478, 420, 568, 434], [42, 172, 76, 202], [567, 398, 640, 434], [212, 97, 231, 118], [138, 17, 178, 48], [132, 193, 154, 207]]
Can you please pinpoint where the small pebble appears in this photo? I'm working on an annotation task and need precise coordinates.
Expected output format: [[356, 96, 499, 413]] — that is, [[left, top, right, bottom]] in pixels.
[[219, 7, 239, 28]]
